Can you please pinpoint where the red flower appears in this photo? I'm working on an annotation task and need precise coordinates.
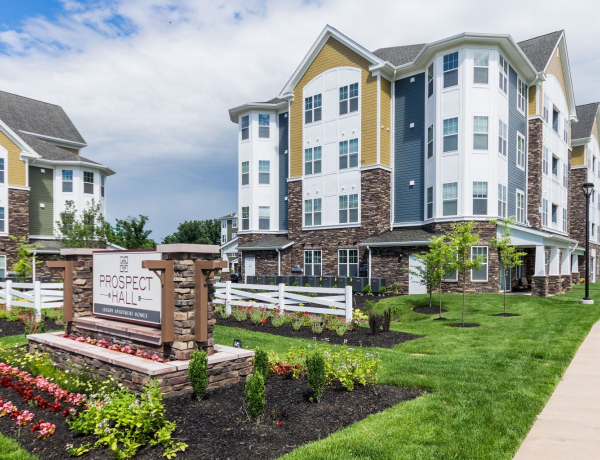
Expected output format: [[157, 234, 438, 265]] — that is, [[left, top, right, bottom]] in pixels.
[[276, 420, 283, 425], [262, 318, 266, 324]]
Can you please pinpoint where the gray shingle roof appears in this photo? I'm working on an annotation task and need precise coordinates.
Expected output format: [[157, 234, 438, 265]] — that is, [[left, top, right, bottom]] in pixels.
[[219, 212, 237, 220], [517, 31, 563, 72], [572, 103, 600, 140], [257, 97, 285, 104], [361, 227, 440, 245], [237, 236, 293, 250], [19, 132, 100, 165], [372, 44, 426, 66], [0, 90, 85, 144]]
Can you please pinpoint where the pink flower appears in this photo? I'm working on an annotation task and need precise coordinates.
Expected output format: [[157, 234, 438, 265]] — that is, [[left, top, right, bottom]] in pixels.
[[16, 410, 34, 426]]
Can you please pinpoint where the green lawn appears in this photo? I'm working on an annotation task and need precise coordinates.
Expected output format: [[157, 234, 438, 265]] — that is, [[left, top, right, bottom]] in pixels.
[[214, 283, 600, 460]]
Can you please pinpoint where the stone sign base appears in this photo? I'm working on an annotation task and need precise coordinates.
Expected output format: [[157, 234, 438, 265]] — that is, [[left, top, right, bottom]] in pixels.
[[27, 333, 254, 398]]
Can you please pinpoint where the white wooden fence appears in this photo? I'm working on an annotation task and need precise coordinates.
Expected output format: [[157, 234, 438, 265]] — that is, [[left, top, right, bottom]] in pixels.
[[0, 281, 64, 320], [214, 282, 353, 323]]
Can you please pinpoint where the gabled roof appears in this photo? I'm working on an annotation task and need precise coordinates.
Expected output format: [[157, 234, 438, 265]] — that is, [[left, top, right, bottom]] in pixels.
[[572, 103, 600, 140], [372, 44, 426, 66], [237, 236, 293, 251], [19, 133, 99, 166], [0, 90, 86, 144], [517, 31, 563, 72], [360, 227, 441, 246], [219, 211, 238, 220]]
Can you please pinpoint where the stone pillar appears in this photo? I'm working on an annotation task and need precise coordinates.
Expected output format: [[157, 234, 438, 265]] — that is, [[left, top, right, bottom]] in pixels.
[[61, 249, 95, 319], [561, 250, 572, 292]]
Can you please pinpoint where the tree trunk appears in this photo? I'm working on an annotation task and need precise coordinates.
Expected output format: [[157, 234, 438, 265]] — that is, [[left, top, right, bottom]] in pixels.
[[429, 290, 432, 308]]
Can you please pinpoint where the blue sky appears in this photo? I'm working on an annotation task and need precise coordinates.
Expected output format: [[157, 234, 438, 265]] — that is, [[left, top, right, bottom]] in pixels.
[[0, 0, 599, 240]]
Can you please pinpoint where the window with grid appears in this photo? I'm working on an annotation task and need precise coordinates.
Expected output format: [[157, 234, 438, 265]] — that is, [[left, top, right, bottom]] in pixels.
[[0, 158, 4, 183], [472, 182, 488, 215], [241, 115, 249, 140], [305, 94, 322, 124], [517, 133, 526, 169], [241, 161, 249, 186], [62, 170, 73, 192], [443, 52, 459, 88], [0, 255, 5, 278], [338, 249, 359, 277], [471, 246, 488, 281], [258, 160, 270, 184], [498, 184, 507, 218], [305, 147, 322, 175], [443, 118, 458, 152], [83, 172, 94, 194], [258, 206, 270, 230], [304, 250, 322, 276], [304, 198, 322, 227], [517, 78, 527, 114], [498, 120, 507, 156], [0, 207, 4, 233], [427, 186, 433, 219], [339, 139, 358, 169], [339, 194, 359, 224], [516, 190, 525, 224], [473, 50, 489, 84], [543, 94, 550, 123], [473, 116, 488, 150], [241, 207, 249, 230], [499, 55, 508, 94], [551, 204, 558, 224], [258, 114, 270, 138], [542, 199, 548, 226], [428, 125, 434, 158], [339, 83, 358, 115], [428, 64, 434, 97], [552, 156, 558, 178], [563, 208, 568, 233], [552, 108, 559, 132], [443, 182, 458, 216], [542, 146, 549, 175], [101, 175, 105, 198], [563, 163, 568, 188]]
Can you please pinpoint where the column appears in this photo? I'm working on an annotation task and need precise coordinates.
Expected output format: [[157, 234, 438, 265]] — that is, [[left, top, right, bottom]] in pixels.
[[535, 245, 546, 276], [532, 245, 548, 297], [572, 254, 579, 274], [548, 247, 560, 275], [561, 250, 573, 292]]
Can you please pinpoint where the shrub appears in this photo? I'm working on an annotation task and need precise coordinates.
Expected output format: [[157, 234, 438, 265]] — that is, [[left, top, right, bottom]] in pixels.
[[363, 284, 372, 295], [292, 282, 299, 287], [310, 316, 324, 334], [383, 309, 391, 332], [271, 314, 286, 328], [214, 304, 230, 319], [233, 307, 248, 322], [379, 286, 387, 295], [189, 348, 208, 401], [290, 311, 309, 330], [254, 347, 269, 380], [249, 307, 268, 325], [332, 284, 337, 288], [369, 313, 383, 335], [245, 372, 265, 418], [391, 283, 398, 293], [306, 349, 326, 402]]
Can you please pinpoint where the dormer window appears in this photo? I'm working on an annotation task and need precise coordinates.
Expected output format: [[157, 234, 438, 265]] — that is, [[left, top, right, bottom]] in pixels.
[[443, 52, 459, 88], [339, 83, 358, 115], [305, 94, 322, 124]]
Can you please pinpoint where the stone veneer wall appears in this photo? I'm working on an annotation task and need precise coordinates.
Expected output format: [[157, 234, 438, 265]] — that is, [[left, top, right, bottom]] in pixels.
[[0, 189, 29, 270], [569, 167, 588, 245], [527, 119, 543, 230]]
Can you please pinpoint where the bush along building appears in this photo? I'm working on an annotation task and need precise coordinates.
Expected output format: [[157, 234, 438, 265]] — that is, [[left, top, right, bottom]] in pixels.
[[0, 90, 115, 279], [229, 26, 592, 296]]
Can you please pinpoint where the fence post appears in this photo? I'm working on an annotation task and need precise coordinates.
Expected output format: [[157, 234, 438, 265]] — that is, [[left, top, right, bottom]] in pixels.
[[345, 285, 353, 324], [225, 281, 232, 315], [278, 283, 286, 314], [34, 281, 42, 321], [5, 280, 12, 312]]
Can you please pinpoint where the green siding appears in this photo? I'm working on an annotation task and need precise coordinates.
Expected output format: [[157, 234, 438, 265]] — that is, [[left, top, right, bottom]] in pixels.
[[29, 167, 54, 236]]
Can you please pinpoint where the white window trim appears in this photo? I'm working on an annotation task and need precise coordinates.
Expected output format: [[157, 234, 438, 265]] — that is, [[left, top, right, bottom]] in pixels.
[[473, 49, 489, 85], [517, 77, 526, 115], [499, 54, 508, 96], [442, 51, 459, 89], [338, 82, 360, 118], [516, 189, 526, 224], [241, 161, 250, 187], [338, 248, 359, 277], [516, 132, 526, 171], [471, 246, 489, 282], [443, 117, 459, 154], [498, 183, 507, 218], [240, 115, 250, 142], [304, 250, 322, 276], [258, 114, 270, 139], [473, 115, 489, 151], [498, 119, 507, 157], [258, 160, 270, 185]]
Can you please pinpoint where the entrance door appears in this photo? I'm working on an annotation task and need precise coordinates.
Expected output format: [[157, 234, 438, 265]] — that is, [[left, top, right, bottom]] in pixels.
[[500, 262, 511, 292], [245, 256, 255, 283], [409, 255, 427, 294]]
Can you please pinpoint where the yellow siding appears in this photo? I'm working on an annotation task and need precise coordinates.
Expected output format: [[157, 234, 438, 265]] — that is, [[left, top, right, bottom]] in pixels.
[[59, 146, 79, 155], [572, 145, 585, 167], [538, 82, 544, 115], [546, 43, 569, 116], [290, 37, 378, 177], [0, 130, 26, 187], [380, 77, 392, 167], [528, 84, 537, 116]]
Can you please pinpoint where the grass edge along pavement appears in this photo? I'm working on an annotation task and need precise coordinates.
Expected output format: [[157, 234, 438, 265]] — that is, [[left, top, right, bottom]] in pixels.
[[215, 283, 600, 460]]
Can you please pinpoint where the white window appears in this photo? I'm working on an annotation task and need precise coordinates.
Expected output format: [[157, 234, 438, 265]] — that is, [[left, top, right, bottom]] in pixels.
[[563, 163, 568, 188], [443, 52, 459, 88], [304, 198, 322, 227], [305, 94, 322, 124], [471, 246, 488, 281], [563, 208, 567, 233], [517, 78, 527, 114], [473, 116, 488, 150], [339, 194, 359, 224], [0, 255, 5, 278], [62, 170, 73, 193], [241, 115, 249, 140], [563, 116, 568, 143], [241, 161, 249, 186], [443, 182, 458, 216], [232, 219, 237, 228], [222, 235, 227, 244], [427, 186, 434, 219], [339, 139, 359, 169], [499, 54, 508, 94], [428, 64, 434, 98], [473, 50, 489, 84], [339, 83, 358, 115], [241, 207, 249, 230], [258, 160, 270, 184], [498, 184, 507, 218], [304, 250, 322, 276], [517, 133, 526, 169], [542, 146, 549, 175], [516, 190, 525, 224], [232, 232, 237, 239], [542, 199, 548, 226], [101, 175, 105, 198], [498, 120, 507, 156], [543, 94, 550, 123], [473, 182, 488, 215], [305, 147, 322, 175], [222, 220, 227, 229], [338, 249, 359, 277], [427, 125, 434, 158], [0, 158, 4, 183], [83, 171, 94, 194], [258, 206, 270, 230], [552, 156, 559, 178], [0, 207, 4, 233], [552, 107, 559, 133], [443, 118, 459, 152], [258, 114, 270, 138]]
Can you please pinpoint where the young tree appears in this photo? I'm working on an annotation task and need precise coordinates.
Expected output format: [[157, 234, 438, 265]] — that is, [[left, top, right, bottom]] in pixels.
[[448, 221, 485, 326], [490, 218, 527, 315], [55, 200, 111, 248], [162, 219, 220, 245], [109, 215, 156, 249], [9, 236, 43, 281]]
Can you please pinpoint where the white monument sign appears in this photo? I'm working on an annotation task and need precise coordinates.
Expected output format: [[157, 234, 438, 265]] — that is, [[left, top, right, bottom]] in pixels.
[[93, 251, 162, 326]]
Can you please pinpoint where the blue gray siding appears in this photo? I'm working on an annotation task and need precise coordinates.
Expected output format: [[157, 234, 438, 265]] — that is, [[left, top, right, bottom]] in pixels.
[[507, 66, 527, 218], [394, 72, 425, 223], [278, 112, 289, 230]]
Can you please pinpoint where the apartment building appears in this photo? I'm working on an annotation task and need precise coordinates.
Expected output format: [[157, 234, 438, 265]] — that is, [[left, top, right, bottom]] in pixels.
[[0, 90, 115, 278], [229, 26, 590, 296], [219, 211, 239, 273]]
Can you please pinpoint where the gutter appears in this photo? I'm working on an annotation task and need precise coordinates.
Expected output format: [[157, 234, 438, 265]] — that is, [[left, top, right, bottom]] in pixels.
[[276, 248, 281, 276], [237, 242, 294, 251], [367, 246, 372, 285], [358, 240, 431, 248]]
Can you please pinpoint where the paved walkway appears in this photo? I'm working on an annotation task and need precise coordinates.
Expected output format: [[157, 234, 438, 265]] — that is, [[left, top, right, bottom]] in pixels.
[[513, 320, 600, 459]]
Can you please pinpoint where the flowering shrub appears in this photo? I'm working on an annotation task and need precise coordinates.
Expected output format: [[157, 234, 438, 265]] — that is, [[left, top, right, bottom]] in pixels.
[[16, 410, 34, 426], [324, 316, 349, 337], [33, 421, 56, 439], [0, 398, 56, 439], [249, 307, 269, 325], [271, 313, 286, 328], [63, 335, 166, 362], [18, 311, 47, 335], [352, 308, 368, 330], [310, 316, 324, 335], [233, 306, 249, 322]]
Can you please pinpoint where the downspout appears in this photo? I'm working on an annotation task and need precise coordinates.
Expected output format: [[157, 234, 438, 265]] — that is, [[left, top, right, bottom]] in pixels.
[[367, 246, 372, 285], [276, 248, 281, 276]]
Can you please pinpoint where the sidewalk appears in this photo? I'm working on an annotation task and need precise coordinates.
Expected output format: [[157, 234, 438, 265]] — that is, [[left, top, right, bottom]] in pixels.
[[513, 320, 600, 459]]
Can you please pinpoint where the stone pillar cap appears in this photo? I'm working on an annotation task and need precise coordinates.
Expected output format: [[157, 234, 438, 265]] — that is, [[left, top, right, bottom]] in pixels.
[[60, 248, 99, 256], [156, 244, 220, 254]]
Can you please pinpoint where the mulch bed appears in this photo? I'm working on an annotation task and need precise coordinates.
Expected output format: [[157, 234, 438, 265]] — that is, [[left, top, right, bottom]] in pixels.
[[0, 378, 421, 460], [412, 306, 448, 315], [0, 318, 63, 338], [218, 316, 423, 348], [450, 323, 480, 328], [493, 313, 521, 317]]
